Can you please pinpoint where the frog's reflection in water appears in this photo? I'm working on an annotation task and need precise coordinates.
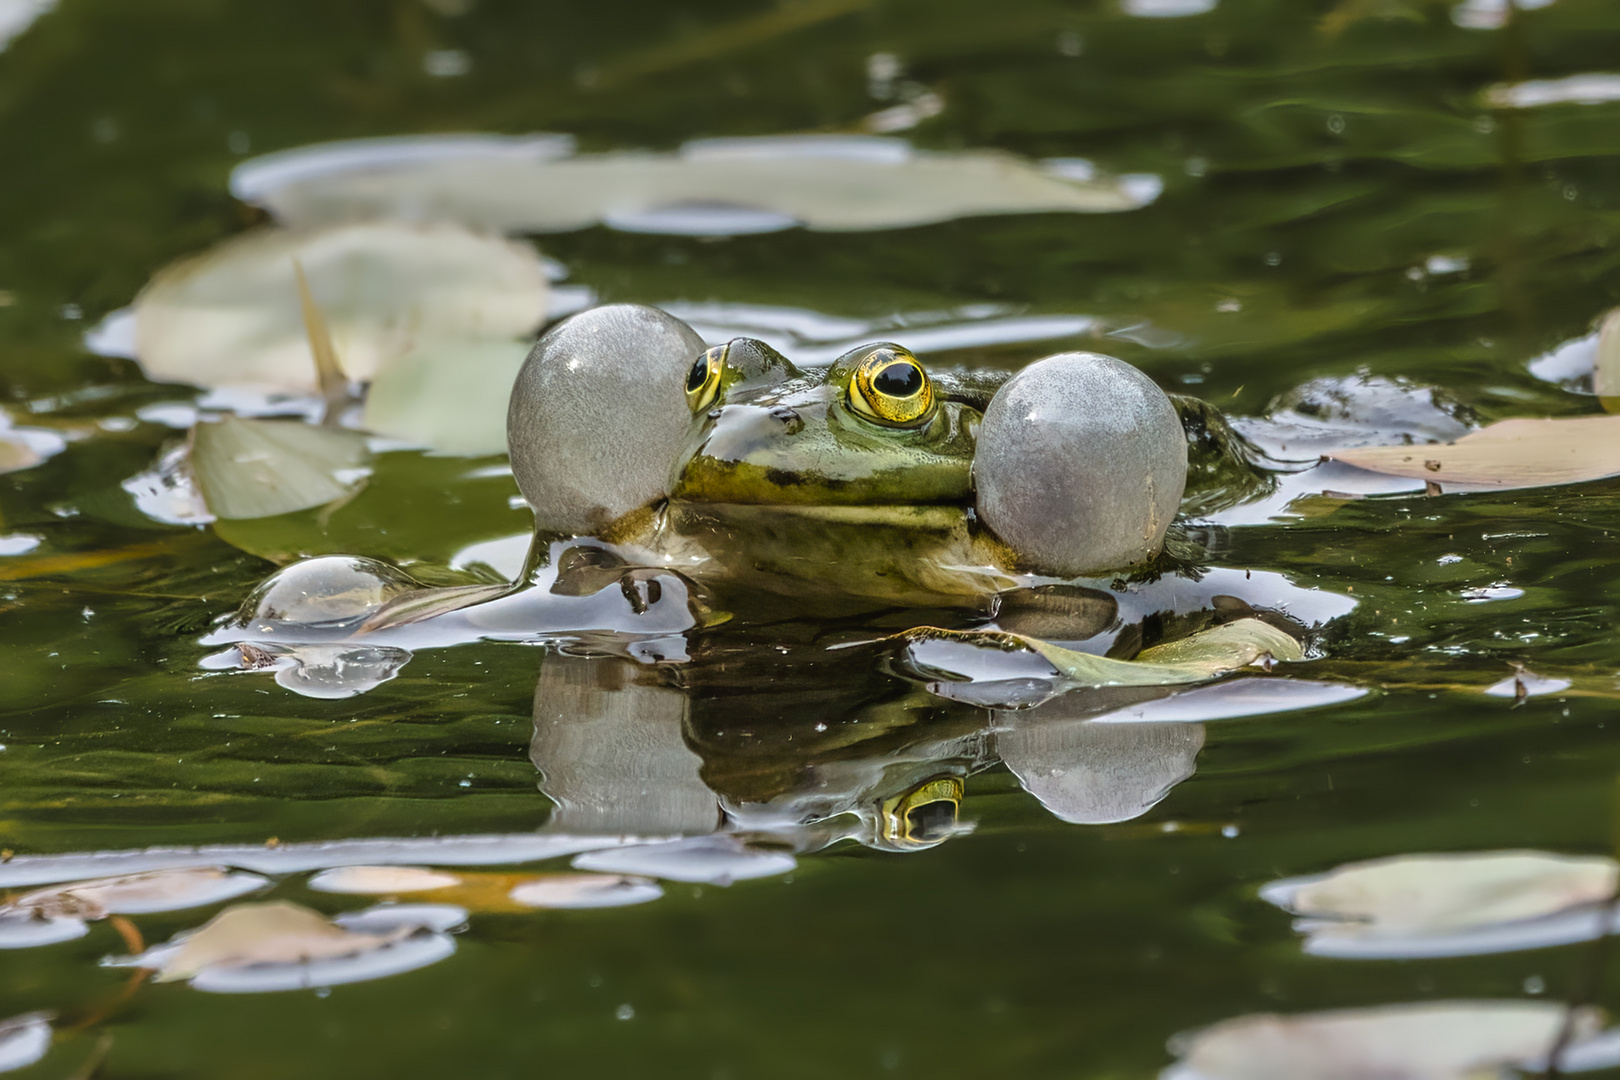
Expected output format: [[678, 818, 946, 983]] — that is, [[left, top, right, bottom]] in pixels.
[[530, 642, 1210, 855]]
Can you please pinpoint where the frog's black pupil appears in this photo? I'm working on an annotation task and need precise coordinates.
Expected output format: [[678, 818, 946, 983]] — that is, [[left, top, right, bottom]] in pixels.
[[873, 361, 922, 398], [686, 355, 710, 393], [905, 799, 956, 842]]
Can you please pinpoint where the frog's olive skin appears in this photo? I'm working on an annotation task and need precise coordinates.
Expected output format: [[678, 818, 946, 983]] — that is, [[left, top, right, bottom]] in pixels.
[[974, 352, 1187, 576], [508, 303, 707, 536]]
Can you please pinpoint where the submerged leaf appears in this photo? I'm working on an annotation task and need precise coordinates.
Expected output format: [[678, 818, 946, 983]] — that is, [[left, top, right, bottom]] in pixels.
[[133, 221, 548, 391], [232, 134, 1159, 236], [1328, 414, 1620, 489], [191, 415, 368, 520], [907, 617, 1303, 690]]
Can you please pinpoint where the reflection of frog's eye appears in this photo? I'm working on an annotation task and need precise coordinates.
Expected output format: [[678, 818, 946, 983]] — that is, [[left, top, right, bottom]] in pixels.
[[686, 345, 725, 412], [880, 776, 963, 850], [848, 348, 935, 427]]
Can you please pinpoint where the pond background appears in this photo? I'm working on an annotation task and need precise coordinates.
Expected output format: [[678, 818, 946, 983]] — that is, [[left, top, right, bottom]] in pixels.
[[3, 0, 1620, 1076]]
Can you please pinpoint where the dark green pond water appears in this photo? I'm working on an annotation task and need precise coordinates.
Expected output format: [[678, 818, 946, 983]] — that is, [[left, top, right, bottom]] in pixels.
[[4, 0, 1620, 1076]]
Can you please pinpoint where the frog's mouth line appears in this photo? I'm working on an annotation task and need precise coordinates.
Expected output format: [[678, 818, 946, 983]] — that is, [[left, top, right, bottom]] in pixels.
[[670, 500, 971, 529]]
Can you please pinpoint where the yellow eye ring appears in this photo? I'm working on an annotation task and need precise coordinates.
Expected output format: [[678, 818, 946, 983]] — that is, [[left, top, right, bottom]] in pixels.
[[879, 776, 963, 849], [847, 348, 935, 426], [685, 345, 725, 413]]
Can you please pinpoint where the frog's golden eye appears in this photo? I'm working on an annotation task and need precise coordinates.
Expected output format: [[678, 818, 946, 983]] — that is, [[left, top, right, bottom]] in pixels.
[[847, 347, 935, 427], [879, 776, 963, 850], [685, 345, 725, 413]]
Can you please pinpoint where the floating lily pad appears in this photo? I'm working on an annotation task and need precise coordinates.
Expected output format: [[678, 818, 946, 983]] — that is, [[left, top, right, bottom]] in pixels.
[[121, 900, 459, 991], [132, 221, 549, 391], [1260, 850, 1620, 958], [362, 339, 530, 455], [0, 866, 269, 949], [1165, 1001, 1612, 1080], [231, 134, 1160, 236], [1264, 850, 1617, 940], [1328, 414, 1620, 489], [190, 415, 369, 520]]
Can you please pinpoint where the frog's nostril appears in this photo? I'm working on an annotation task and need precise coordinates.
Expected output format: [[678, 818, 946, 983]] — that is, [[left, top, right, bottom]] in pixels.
[[768, 406, 804, 434]]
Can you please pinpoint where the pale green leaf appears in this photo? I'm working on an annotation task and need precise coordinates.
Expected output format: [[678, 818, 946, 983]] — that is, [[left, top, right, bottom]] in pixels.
[[906, 616, 1302, 689], [362, 338, 530, 454], [191, 415, 368, 520], [233, 134, 1158, 236], [133, 221, 548, 391]]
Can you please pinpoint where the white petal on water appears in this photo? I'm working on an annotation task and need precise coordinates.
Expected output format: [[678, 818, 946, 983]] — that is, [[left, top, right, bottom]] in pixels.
[[231, 134, 1157, 236], [132, 221, 548, 391], [1261, 851, 1618, 958], [1486, 73, 1620, 109], [572, 836, 796, 885], [307, 866, 463, 895], [362, 338, 530, 455], [1164, 1001, 1608, 1080], [0, 1012, 52, 1074], [508, 873, 664, 909], [0, 834, 667, 888]]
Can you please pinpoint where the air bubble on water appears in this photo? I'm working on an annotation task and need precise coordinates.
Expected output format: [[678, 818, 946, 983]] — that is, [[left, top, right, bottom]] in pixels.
[[616, 1004, 635, 1021]]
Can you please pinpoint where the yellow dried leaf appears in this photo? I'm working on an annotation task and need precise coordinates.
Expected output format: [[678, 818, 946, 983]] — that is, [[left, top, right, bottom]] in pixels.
[[150, 901, 403, 983], [1329, 414, 1620, 489]]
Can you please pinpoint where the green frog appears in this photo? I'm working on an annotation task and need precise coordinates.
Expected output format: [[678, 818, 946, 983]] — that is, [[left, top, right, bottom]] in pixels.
[[506, 303, 1198, 608]]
